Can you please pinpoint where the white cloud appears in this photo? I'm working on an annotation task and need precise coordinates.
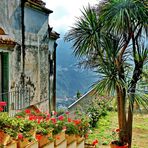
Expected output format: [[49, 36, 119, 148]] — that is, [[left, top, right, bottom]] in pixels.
[[43, 0, 98, 34]]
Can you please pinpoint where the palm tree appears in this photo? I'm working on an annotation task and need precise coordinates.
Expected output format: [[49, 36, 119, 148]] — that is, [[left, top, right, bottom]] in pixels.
[[65, 0, 148, 147]]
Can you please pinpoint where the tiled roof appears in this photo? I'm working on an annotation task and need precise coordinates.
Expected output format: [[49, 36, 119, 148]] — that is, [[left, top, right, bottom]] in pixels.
[[0, 35, 16, 48], [28, 0, 46, 7]]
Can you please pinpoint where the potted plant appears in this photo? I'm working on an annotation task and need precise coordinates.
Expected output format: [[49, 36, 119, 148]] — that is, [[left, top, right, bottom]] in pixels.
[[49, 115, 66, 145], [0, 112, 20, 145], [65, 121, 78, 145], [72, 112, 90, 144], [110, 129, 128, 148], [17, 119, 37, 148], [36, 120, 53, 147]]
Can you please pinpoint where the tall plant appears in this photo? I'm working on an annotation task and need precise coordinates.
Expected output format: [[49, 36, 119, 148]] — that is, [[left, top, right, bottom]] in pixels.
[[65, 0, 148, 147]]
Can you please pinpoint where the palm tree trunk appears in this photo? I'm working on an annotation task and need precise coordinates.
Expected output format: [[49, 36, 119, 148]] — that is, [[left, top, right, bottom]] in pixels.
[[127, 96, 134, 148], [116, 86, 127, 143], [127, 62, 143, 148]]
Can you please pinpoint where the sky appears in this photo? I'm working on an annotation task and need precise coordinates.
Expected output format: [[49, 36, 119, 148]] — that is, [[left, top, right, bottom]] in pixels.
[[44, 0, 98, 37]]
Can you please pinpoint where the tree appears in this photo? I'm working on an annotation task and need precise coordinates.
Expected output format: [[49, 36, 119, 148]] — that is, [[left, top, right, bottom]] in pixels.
[[65, 0, 148, 147], [76, 90, 82, 99]]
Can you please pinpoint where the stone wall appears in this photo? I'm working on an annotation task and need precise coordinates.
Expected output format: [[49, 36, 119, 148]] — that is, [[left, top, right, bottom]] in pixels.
[[68, 88, 98, 113]]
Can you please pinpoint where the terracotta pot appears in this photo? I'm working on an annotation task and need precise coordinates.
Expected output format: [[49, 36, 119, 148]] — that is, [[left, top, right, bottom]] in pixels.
[[65, 134, 76, 145], [110, 141, 128, 148], [53, 130, 65, 146], [0, 130, 12, 146], [37, 132, 52, 147], [75, 135, 84, 144]]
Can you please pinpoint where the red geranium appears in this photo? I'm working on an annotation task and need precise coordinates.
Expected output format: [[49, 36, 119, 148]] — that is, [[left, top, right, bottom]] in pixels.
[[0, 101, 7, 106], [18, 133, 23, 140], [58, 115, 64, 121], [0, 107, 3, 112], [50, 117, 57, 124], [73, 119, 81, 125], [92, 139, 99, 146], [25, 109, 31, 114], [36, 134, 42, 140], [68, 118, 72, 122]]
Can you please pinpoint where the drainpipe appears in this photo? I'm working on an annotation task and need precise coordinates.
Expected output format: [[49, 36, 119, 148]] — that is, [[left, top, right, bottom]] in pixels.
[[21, 0, 26, 86], [53, 42, 57, 111]]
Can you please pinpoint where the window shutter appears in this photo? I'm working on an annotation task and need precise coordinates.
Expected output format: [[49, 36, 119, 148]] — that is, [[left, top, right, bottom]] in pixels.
[[2, 53, 9, 111]]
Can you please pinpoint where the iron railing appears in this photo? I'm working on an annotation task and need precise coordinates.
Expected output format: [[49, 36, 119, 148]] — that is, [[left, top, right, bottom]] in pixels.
[[0, 86, 32, 114]]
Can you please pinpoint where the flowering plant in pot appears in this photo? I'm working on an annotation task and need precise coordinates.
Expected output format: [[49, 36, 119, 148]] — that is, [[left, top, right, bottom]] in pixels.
[[110, 128, 128, 148], [64, 120, 79, 144], [36, 120, 53, 147], [0, 113, 20, 145]]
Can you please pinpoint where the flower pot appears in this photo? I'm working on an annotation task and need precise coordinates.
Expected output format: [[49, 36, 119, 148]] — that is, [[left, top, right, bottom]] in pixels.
[[54, 131, 65, 146], [37, 132, 52, 147], [42, 141, 54, 148], [18, 138, 31, 148], [65, 134, 76, 145], [0, 130, 12, 146], [4, 140, 17, 148], [25, 140, 38, 148], [110, 141, 128, 148], [75, 135, 84, 144]]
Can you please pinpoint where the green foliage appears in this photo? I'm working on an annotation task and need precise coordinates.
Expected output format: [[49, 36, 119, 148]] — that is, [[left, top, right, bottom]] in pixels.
[[0, 113, 20, 138], [87, 99, 109, 127], [65, 122, 78, 135]]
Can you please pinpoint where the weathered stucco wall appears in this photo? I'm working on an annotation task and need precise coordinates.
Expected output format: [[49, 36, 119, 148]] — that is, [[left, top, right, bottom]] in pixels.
[[0, 0, 56, 112]]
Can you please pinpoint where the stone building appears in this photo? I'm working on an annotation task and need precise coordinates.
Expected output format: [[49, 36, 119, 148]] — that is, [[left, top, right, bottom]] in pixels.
[[0, 0, 59, 114]]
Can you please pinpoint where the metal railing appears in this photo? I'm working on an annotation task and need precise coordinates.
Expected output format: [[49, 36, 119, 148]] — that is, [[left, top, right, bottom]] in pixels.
[[0, 86, 32, 113]]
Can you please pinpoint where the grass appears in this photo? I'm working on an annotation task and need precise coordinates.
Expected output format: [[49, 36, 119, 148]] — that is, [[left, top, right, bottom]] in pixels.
[[86, 111, 148, 148]]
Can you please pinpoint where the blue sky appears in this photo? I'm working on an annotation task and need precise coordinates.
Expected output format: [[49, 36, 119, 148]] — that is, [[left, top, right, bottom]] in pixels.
[[44, 0, 98, 36]]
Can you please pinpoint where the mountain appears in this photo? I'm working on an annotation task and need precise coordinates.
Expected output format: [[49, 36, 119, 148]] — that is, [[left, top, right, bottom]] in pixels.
[[56, 39, 97, 100]]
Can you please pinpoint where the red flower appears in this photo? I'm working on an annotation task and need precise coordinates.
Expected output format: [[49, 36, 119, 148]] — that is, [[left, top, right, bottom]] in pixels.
[[37, 119, 41, 124], [0, 101, 6, 106], [50, 118, 57, 124], [36, 134, 42, 140], [37, 116, 43, 120], [16, 116, 22, 118], [0, 107, 3, 112], [58, 115, 64, 121], [29, 115, 36, 120], [68, 118, 72, 122], [18, 133, 23, 140], [73, 119, 81, 125], [47, 114, 51, 118], [65, 111, 69, 115], [35, 109, 40, 114], [25, 109, 31, 114], [92, 139, 99, 146]]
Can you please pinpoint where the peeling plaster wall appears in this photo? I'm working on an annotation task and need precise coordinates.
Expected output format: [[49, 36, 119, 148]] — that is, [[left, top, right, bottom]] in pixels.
[[0, 0, 53, 112]]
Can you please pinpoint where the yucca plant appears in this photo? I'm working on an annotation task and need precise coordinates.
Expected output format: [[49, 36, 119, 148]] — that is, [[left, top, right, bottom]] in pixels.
[[65, 1, 148, 147]]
